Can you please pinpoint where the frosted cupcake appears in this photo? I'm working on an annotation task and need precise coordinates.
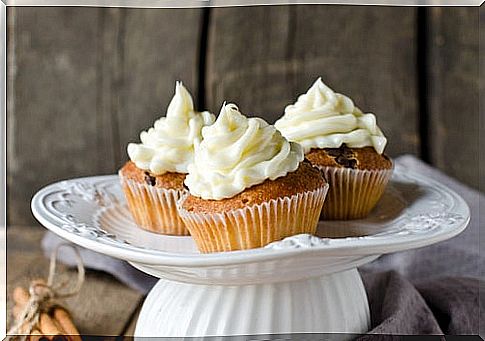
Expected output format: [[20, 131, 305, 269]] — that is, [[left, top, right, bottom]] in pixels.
[[178, 103, 328, 253], [275, 78, 393, 220], [119, 82, 215, 235]]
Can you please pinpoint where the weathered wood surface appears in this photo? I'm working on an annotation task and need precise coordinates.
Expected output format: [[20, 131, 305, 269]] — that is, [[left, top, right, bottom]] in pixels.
[[480, 6, 485, 197], [3, 4, 484, 337], [478, 10, 484, 327], [6, 5, 483, 227], [7, 8, 100, 226], [7, 7, 203, 226], [7, 225, 143, 335], [427, 7, 481, 190], [106, 8, 204, 168], [206, 6, 420, 157]]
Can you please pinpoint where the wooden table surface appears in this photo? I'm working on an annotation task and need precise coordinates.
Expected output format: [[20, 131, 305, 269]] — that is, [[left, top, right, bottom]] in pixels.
[[7, 225, 143, 336]]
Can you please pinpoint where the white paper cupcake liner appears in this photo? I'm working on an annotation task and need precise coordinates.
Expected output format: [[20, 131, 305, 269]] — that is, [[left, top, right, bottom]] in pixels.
[[119, 173, 189, 235], [177, 184, 329, 253], [316, 165, 393, 220]]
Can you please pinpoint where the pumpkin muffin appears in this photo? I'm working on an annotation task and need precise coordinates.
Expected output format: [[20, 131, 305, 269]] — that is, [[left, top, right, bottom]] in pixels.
[[119, 82, 215, 235], [178, 103, 329, 253], [275, 77, 393, 220]]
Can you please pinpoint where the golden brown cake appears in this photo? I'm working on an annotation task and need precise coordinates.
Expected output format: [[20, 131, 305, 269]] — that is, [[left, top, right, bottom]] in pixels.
[[119, 82, 215, 235], [119, 161, 189, 235], [274, 77, 393, 220], [306, 146, 392, 170], [182, 161, 324, 214], [120, 161, 185, 190], [305, 145, 393, 220], [178, 103, 329, 253]]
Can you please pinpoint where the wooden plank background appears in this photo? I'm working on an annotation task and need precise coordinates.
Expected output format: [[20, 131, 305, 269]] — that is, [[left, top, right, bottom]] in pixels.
[[7, 7, 203, 225], [6, 5, 482, 227], [207, 6, 419, 157], [426, 7, 481, 191]]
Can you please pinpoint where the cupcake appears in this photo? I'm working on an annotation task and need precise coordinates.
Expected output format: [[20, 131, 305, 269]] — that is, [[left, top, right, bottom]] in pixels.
[[275, 77, 393, 220], [178, 103, 329, 253], [119, 82, 215, 235]]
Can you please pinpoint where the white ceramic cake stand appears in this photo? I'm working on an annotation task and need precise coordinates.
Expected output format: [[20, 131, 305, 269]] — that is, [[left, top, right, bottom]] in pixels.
[[31, 164, 470, 338]]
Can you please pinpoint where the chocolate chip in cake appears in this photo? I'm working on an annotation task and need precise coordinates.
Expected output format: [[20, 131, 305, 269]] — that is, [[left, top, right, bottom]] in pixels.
[[325, 144, 358, 169], [144, 172, 156, 186], [325, 144, 354, 157], [335, 155, 358, 169]]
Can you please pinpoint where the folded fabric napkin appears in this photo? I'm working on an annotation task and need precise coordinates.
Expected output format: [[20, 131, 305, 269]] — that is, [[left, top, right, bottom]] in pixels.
[[41, 155, 484, 335], [358, 270, 481, 337]]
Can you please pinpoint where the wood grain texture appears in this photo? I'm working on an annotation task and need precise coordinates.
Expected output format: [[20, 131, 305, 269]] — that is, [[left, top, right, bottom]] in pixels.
[[206, 5, 420, 157], [427, 7, 480, 189], [478, 14, 484, 327], [112, 8, 203, 168], [478, 6, 485, 197], [7, 6, 483, 227], [7, 7, 203, 226], [7, 225, 143, 335], [7, 8, 101, 226]]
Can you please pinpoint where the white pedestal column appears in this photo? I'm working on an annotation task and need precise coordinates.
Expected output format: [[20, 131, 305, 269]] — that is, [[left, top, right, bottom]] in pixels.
[[135, 268, 370, 337]]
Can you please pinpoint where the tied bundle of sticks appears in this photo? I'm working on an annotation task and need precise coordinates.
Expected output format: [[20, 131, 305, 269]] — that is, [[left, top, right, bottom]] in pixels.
[[8, 244, 85, 341]]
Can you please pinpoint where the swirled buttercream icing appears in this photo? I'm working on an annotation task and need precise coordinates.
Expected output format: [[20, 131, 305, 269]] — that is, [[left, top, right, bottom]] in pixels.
[[185, 103, 304, 200], [274, 78, 387, 154], [127, 82, 215, 175]]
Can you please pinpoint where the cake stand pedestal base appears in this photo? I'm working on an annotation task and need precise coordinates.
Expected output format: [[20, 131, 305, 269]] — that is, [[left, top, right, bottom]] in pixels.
[[32, 171, 471, 338], [134, 268, 370, 337]]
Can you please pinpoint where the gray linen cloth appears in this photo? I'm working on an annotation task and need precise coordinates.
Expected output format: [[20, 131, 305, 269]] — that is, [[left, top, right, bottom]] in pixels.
[[41, 155, 484, 336]]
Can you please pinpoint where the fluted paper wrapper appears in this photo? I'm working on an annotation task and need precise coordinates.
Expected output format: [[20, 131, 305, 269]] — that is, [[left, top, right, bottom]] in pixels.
[[178, 185, 329, 253], [119, 173, 189, 235], [317, 165, 393, 220]]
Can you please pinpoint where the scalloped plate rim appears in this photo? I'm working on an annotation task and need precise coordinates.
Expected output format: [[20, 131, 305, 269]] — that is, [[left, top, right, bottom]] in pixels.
[[31, 167, 470, 267]]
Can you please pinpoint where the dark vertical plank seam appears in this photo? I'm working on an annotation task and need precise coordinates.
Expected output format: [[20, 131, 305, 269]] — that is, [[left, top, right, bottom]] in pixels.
[[112, 9, 127, 168], [286, 5, 297, 98], [197, 6, 211, 111], [479, 7, 484, 195], [417, 7, 431, 163]]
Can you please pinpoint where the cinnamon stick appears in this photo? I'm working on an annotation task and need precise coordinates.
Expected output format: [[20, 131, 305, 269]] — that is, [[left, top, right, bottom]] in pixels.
[[28, 328, 43, 341], [12, 286, 65, 336], [13, 286, 30, 306], [12, 283, 81, 340], [52, 308, 81, 337], [39, 313, 65, 336]]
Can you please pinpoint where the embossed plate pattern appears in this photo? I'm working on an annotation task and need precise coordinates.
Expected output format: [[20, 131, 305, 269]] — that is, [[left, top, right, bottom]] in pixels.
[[31, 164, 469, 268]]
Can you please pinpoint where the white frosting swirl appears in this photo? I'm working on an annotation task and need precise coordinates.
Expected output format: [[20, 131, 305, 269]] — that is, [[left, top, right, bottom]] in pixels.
[[185, 103, 304, 200], [127, 82, 215, 175], [275, 77, 387, 154]]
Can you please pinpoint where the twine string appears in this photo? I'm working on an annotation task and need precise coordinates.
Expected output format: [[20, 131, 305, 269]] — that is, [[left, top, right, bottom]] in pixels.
[[7, 243, 85, 337]]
